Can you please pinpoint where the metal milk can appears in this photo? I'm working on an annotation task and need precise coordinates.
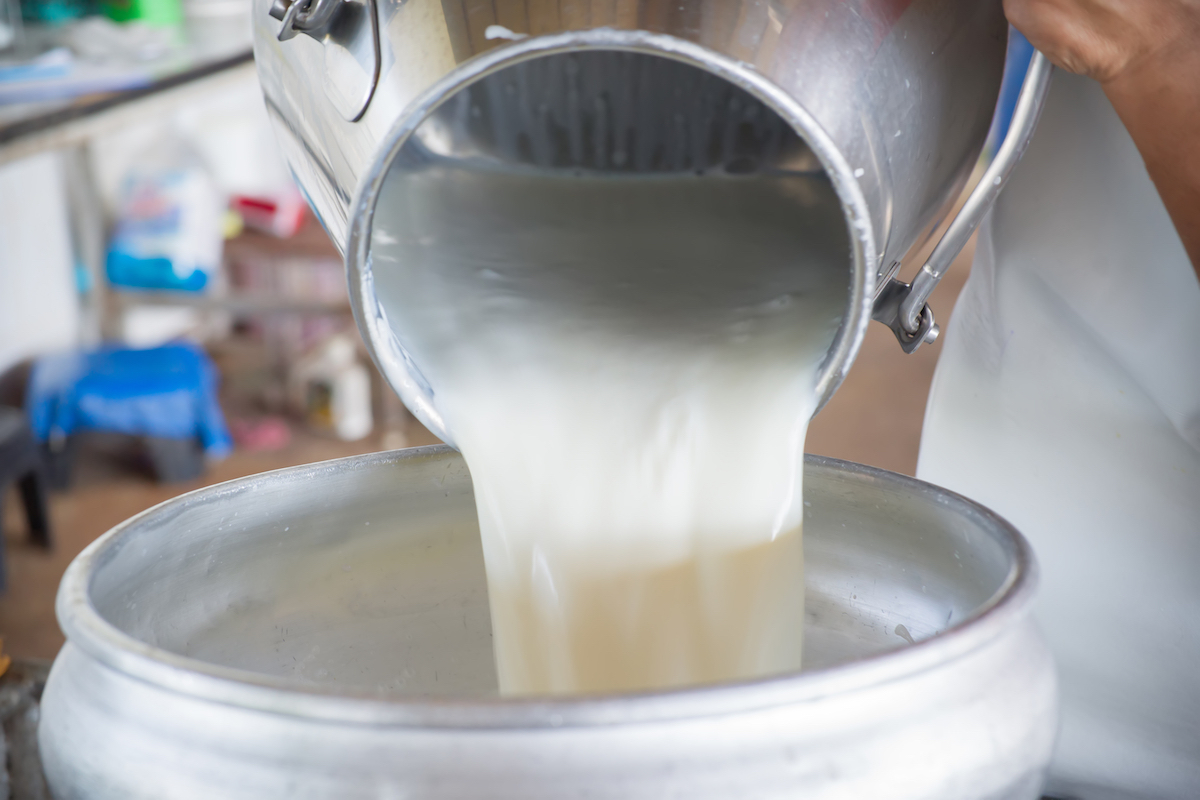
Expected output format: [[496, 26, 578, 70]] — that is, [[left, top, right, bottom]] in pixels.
[[38, 447, 1058, 799], [251, 0, 1051, 441]]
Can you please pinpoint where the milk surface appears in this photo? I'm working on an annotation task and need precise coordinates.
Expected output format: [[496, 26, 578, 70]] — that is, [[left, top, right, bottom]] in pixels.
[[371, 165, 848, 694]]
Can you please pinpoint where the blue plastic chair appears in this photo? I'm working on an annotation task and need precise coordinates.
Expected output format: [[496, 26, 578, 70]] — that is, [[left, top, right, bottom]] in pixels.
[[26, 343, 232, 484]]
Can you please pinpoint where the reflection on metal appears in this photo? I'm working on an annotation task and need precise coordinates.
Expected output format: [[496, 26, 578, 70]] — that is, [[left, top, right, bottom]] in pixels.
[[398, 52, 822, 176]]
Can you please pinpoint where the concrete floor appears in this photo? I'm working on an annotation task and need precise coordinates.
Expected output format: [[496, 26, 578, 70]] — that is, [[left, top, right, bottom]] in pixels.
[[0, 245, 971, 662]]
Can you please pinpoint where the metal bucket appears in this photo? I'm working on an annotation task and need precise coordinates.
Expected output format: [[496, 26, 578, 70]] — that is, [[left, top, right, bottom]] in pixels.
[[39, 446, 1057, 799], [252, 0, 1051, 439]]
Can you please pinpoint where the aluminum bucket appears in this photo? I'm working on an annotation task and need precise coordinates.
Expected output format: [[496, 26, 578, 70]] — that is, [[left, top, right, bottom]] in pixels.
[[39, 447, 1057, 799], [251, 0, 1051, 439]]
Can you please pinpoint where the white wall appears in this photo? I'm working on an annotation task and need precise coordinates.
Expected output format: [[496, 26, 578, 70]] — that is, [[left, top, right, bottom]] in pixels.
[[0, 152, 81, 375], [89, 73, 294, 215]]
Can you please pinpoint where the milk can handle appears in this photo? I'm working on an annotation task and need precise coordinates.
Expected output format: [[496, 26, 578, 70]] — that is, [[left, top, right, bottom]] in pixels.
[[268, 0, 381, 122], [889, 49, 1055, 346]]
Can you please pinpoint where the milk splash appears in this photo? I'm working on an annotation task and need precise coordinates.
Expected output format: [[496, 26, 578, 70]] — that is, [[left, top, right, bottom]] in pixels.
[[371, 165, 848, 694]]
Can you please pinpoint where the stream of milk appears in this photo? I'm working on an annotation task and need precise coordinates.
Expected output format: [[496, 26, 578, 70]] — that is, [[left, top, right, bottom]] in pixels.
[[371, 164, 848, 694]]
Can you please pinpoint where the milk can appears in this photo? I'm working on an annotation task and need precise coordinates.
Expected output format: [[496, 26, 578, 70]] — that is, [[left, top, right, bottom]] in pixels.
[[250, 0, 1052, 441]]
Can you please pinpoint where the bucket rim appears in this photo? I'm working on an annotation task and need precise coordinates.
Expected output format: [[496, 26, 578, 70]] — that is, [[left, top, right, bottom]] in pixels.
[[55, 445, 1039, 730]]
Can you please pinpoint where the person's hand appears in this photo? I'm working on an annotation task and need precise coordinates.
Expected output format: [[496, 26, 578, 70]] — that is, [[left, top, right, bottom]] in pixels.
[[1003, 0, 1200, 85], [1004, 0, 1200, 278]]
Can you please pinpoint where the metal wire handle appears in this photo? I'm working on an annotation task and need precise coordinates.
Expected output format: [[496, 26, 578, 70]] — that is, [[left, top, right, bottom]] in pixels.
[[876, 49, 1055, 351]]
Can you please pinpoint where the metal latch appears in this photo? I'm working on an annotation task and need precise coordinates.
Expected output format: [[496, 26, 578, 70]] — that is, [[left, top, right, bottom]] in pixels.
[[873, 277, 939, 354], [268, 0, 381, 122]]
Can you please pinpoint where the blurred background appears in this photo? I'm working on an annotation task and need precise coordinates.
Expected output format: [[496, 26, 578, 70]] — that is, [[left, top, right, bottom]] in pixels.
[[0, 0, 973, 663]]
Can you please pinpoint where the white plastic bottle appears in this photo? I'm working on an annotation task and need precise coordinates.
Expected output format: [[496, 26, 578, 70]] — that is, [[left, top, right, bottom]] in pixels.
[[289, 335, 374, 441]]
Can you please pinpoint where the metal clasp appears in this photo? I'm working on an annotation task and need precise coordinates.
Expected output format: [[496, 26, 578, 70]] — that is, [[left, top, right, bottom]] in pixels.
[[873, 277, 939, 354], [269, 0, 339, 41], [268, 0, 381, 122]]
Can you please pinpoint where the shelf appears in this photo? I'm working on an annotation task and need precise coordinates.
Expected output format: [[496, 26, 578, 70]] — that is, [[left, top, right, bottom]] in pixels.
[[111, 290, 352, 317], [0, 48, 255, 166]]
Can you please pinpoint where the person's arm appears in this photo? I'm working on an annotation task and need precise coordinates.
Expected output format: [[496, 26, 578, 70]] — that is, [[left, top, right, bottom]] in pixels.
[[1004, 0, 1200, 279]]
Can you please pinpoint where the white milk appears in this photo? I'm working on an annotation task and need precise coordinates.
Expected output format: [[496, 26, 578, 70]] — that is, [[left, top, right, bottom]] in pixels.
[[371, 164, 848, 694]]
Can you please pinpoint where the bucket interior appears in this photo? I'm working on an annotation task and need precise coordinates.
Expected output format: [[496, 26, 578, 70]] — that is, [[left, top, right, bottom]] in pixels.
[[393, 50, 827, 177], [81, 450, 1019, 699], [357, 50, 860, 428]]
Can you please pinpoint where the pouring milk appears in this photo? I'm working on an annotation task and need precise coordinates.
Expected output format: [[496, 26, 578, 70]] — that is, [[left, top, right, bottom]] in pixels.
[[371, 163, 848, 695]]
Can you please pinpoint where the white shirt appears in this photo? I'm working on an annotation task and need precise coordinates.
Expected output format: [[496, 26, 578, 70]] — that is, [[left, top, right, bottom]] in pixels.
[[918, 72, 1200, 799]]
